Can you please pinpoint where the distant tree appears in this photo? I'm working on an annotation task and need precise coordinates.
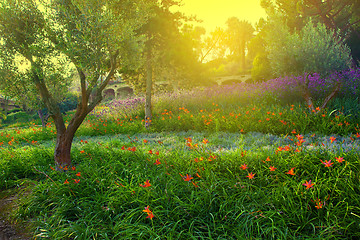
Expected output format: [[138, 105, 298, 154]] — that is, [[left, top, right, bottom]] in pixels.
[[225, 17, 255, 72], [0, 0, 151, 168], [124, 0, 202, 127]]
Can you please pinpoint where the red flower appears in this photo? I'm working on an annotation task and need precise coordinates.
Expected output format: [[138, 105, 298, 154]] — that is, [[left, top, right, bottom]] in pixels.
[[335, 156, 345, 163], [314, 199, 324, 209], [330, 136, 336, 143], [321, 159, 333, 167], [246, 172, 255, 179], [140, 179, 151, 188], [182, 174, 193, 182], [286, 167, 295, 175], [143, 206, 154, 219], [269, 166, 276, 171], [302, 180, 314, 189], [76, 172, 81, 177], [146, 212, 154, 219], [154, 159, 161, 165], [73, 179, 80, 184], [240, 164, 248, 170], [64, 179, 69, 184]]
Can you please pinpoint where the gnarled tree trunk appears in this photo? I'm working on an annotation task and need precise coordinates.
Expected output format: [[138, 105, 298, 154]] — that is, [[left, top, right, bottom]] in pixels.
[[298, 73, 341, 113]]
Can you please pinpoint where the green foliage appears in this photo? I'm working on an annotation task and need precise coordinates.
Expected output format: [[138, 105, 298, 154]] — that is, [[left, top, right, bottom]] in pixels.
[[266, 18, 353, 77], [251, 53, 273, 82]]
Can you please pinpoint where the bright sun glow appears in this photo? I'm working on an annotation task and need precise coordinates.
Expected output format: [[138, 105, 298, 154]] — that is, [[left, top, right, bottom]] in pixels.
[[177, 0, 267, 33]]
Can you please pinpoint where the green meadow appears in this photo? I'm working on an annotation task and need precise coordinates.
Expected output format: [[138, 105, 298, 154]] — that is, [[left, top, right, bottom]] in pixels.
[[1, 82, 360, 239]]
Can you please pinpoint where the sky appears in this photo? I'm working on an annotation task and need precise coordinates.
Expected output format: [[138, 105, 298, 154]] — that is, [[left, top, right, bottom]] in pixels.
[[175, 0, 267, 34]]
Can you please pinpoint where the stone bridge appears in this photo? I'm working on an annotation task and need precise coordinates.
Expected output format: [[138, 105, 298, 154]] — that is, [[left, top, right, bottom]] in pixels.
[[102, 82, 134, 100], [214, 74, 251, 85]]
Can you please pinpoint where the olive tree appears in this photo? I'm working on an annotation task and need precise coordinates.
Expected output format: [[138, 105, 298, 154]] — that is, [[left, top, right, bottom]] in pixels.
[[0, 0, 151, 168]]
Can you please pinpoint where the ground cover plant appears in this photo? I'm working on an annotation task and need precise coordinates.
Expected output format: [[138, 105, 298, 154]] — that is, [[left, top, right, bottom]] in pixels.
[[0, 70, 360, 239]]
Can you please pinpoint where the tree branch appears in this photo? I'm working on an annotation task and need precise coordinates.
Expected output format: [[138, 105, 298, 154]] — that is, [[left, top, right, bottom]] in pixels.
[[87, 49, 120, 113]]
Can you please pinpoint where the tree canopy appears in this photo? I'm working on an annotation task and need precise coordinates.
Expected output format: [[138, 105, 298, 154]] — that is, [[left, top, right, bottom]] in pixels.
[[0, 0, 152, 167]]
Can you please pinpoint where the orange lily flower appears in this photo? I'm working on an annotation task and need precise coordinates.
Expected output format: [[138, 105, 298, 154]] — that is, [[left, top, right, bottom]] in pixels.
[[321, 159, 333, 167], [286, 167, 295, 175], [335, 156, 344, 163], [182, 174, 193, 182], [240, 164, 248, 170], [140, 179, 151, 188], [246, 172, 255, 179], [302, 180, 314, 189], [269, 166, 276, 171]]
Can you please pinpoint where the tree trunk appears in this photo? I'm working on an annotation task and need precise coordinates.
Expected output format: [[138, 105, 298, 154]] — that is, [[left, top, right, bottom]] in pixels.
[[4, 97, 9, 116], [299, 73, 341, 114], [240, 38, 246, 72], [54, 131, 73, 169], [37, 109, 48, 128], [145, 47, 152, 128]]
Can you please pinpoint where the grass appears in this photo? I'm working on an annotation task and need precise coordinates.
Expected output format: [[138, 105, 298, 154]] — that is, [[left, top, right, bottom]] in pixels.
[[0, 80, 360, 239]]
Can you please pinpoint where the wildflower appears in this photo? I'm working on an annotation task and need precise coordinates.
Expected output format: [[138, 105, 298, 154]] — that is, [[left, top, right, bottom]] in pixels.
[[140, 179, 151, 188], [265, 157, 271, 162], [202, 138, 209, 144], [143, 206, 154, 219], [246, 172, 255, 179], [80, 150, 85, 154], [240, 164, 248, 170], [335, 156, 345, 163], [146, 211, 154, 219], [71, 166, 76, 171], [296, 134, 304, 140], [321, 159, 333, 167], [182, 174, 193, 182], [208, 155, 216, 161], [155, 151, 159, 155], [73, 179, 80, 184], [64, 179, 69, 184], [302, 180, 314, 189], [315, 199, 324, 209], [50, 166, 55, 171], [330, 136, 336, 143], [286, 167, 296, 175], [148, 150, 153, 154], [143, 139, 148, 143], [154, 159, 161, 165], [269, 166, 276, 171], [76, 172, 81, 177]]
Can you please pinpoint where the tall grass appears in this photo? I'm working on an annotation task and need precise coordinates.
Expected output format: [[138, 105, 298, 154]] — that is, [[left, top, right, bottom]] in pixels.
[[0, 70, 359, 239]]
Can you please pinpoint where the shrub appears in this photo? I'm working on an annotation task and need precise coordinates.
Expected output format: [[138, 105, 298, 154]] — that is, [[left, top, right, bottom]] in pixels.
[[266, 18, 353, 78]]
